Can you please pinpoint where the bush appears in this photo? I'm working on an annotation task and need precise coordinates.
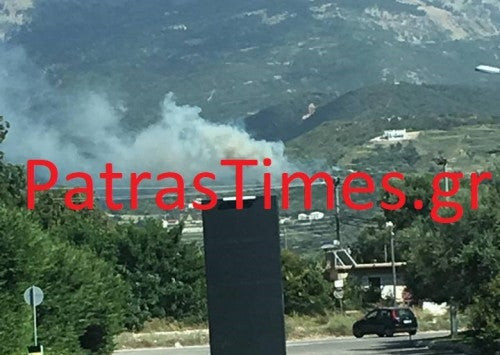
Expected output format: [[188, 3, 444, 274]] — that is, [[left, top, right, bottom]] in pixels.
[[342, 276, 363, 310], [282, 250, 333, 315]]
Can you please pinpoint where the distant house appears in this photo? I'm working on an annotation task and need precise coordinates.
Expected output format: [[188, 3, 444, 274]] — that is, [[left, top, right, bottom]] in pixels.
[[162, 219, 180, 229], [370, 129, 419, 144], [279, 217, 292, 224], [323, 248, 408, 302], [309, 211, 325, 220], [297, 213, 308, 221], [336, 262, 407, 302], [383, 129, 407, 140]]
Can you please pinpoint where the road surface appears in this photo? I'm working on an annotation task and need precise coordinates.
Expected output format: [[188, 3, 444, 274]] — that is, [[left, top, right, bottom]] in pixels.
[[115, 331, 463, 355]]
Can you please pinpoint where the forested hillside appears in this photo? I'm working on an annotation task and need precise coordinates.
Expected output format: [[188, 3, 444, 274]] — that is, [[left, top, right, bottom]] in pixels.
[[245, 83, 500, 141]]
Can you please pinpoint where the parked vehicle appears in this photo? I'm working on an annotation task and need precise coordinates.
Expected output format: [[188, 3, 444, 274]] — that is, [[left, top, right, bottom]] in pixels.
[[352, 307, 418, 338]]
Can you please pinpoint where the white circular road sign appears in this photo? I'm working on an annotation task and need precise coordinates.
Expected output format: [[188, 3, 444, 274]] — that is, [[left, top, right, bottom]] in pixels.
[[333, 289, 344, 299], [24, 286, 44, 307]]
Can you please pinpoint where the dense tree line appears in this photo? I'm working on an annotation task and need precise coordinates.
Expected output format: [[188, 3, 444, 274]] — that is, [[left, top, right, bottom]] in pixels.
[[352, 171, 500, 349]]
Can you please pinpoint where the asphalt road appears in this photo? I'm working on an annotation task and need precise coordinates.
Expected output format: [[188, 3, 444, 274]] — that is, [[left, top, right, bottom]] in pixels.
[[115, 331, 463, 355]]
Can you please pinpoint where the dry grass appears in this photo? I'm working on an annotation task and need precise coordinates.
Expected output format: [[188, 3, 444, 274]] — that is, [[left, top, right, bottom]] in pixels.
[[115, 329, 209, 350], [115, 308, 456, 349], [285, 311, 362, 339]]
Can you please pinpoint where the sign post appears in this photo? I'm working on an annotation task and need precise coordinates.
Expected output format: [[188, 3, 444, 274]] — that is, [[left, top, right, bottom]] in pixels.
[[24, 286, 44, 354], [333, 279, 344, 314]]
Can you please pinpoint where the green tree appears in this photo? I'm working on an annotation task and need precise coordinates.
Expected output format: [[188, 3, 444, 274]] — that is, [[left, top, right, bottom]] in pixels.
[[0, 116, 25, 207], [1, 120, 127, 354], [32, 195, 208, 330], [382, 171, 500, 345], [114, 220, 206, 329], [352, 226, 390, 263], [381, 173, 434, 230], [0, 206, 127, 354], [352, 212, 411, 264], [401, 177, 499, 308], [468, 274, 500, 349], [281, 250, 333, 315]]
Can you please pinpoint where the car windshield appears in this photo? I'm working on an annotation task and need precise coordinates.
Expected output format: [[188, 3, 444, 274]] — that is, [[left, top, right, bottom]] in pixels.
[[398, 309, 414, 318]]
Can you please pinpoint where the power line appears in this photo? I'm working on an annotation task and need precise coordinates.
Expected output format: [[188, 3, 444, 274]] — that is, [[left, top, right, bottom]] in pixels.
[[45, 181, 331, 201]]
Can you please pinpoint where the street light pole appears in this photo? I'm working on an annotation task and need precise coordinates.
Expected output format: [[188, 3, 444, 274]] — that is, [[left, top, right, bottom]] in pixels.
[[390, 230, 396, 307], [386, 221, 397, 306], [433, 156, 448, 192], [441, 162, 458, 337], [432, 157, 460, 337]]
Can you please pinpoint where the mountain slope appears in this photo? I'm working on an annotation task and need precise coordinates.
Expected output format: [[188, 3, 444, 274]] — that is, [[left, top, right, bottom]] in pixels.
[[285, 113, 500, 175], [3, 0, 499, 126], [245, 82, 500, 141]]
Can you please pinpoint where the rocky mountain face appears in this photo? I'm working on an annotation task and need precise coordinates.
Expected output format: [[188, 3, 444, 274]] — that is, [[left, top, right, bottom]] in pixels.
[[2, 0, 499, 127]]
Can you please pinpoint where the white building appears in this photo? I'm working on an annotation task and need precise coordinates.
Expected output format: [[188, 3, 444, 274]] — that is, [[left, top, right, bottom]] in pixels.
[[383, 129, 407, 140], [297, 213, 309, 221], [309, 211, 325, 220]]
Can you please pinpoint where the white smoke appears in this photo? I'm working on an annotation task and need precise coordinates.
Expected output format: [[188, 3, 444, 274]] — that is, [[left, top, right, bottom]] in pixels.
[[0, 44, 294, 186], [0, 0, 35, 41]]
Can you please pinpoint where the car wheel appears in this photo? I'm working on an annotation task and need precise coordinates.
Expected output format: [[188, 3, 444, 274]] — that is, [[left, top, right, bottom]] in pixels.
[[409, 330, 417, 336], [377, 333, 385, 337], [384, 328, 394, 337], [353, 329, 364, 338]]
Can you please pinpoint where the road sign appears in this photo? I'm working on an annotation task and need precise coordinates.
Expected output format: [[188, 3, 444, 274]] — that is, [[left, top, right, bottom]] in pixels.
[[333, 289, 344, 299], [334, 279, 344, 288], [402, 288, 413, 305], [24, 286, 44, 306], [24, 286, 44, 348]]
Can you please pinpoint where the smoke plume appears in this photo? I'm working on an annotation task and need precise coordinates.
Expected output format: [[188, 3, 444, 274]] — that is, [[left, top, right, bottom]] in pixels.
[[0, 44, 294, 186]]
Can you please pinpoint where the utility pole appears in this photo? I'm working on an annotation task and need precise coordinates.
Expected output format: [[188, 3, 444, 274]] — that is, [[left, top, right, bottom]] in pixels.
[[334, 176, 341, 244], [450, 299, 458, 338], [284, 224, 288, 250], [443, 159, 448, 192]]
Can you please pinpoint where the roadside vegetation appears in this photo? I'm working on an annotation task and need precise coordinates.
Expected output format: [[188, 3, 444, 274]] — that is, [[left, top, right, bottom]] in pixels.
[[114, 309, 460, 349]]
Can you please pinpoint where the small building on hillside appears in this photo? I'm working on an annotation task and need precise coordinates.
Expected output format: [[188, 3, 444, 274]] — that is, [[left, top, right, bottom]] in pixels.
[[383, 129, 407, 140]]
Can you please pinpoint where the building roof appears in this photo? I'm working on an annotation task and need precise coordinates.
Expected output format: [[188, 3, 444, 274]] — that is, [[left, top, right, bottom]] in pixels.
[[335, 262, 406, 271]]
